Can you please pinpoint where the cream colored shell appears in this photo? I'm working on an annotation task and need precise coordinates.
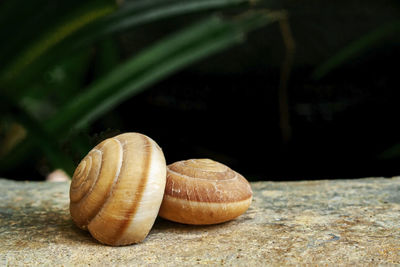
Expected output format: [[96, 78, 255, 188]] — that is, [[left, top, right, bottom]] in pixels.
[[69, 133, 166, 246], [159, 158, 252, 225]]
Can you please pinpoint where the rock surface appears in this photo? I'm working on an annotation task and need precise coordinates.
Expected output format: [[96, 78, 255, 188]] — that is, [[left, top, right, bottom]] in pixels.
[[1, 177, 399, 265]]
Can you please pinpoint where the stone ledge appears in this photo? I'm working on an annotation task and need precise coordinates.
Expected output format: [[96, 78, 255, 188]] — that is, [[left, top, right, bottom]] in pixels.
[[1, 177, 399, 265]]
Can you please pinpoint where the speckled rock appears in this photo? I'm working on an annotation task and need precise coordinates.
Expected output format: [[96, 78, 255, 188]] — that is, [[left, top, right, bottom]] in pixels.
[[1, 177, 399, 266]]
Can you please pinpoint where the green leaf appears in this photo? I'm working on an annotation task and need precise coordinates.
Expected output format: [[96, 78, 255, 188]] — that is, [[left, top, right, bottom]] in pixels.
[[312, 20, 400, 80], [0, 0, 252, 103], [0, 99, 75, 175], [0, 0, 117, 89], [0, 0, 71, 63], [19, 48, 93, 121], [378, 143, 400, 160], [0, 10, 281, 175], [45, 12, 280, 135], [92, 37, 121, 78], [21, 0, 252, 88], [81, 0, 253, 40]]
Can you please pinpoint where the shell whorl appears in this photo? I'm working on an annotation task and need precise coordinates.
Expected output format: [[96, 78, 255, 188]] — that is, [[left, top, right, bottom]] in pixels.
[[159, 158, 252, 225], [168, 158, 234, 180], [69, 133, 166, 246]]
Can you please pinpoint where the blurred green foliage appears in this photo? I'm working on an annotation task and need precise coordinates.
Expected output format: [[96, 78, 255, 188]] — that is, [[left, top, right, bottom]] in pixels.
[[0, 0, 284, 177], [1, 0, 398, 179], [312, 20, 400, 80]]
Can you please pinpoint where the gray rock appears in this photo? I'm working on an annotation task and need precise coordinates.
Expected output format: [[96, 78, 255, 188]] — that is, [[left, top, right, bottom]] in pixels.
[[1, 177, 399, 265]]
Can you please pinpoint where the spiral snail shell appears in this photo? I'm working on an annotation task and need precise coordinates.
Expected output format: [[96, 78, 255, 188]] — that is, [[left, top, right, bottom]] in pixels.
[[158, 159, 252, 225], [69, 133, 166, 246]]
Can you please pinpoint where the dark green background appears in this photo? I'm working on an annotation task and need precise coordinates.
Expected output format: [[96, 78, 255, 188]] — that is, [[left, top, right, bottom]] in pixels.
[[1, 0, 399, 181]]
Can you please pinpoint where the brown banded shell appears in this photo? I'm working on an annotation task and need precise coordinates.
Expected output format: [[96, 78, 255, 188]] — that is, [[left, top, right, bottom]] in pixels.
[[69, 133, 166, 246], [158, 158, 252, 225]]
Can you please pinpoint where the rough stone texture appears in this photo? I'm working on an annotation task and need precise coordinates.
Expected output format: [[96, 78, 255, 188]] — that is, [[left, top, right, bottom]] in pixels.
[[1, 177, 399, 266]]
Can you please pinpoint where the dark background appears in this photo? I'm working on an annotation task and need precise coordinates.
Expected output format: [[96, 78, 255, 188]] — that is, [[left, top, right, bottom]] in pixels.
[[94, 49, 400, 181], [1, 0, 399, 181], [92, 1, 400, 181]]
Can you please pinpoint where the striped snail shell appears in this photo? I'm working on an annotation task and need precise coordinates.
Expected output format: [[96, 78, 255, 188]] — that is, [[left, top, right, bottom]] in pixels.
[[158, 158, 252, 225], [69, 133, 166, 246]]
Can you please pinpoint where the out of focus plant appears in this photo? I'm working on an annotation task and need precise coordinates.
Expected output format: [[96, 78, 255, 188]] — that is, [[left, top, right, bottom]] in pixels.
[[0, 0, 285, 177], [311, 19, 400, 160], [312, 20, 400, 80]]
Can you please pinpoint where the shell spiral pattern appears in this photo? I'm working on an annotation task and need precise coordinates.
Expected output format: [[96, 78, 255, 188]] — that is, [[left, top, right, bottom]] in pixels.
[[69, 133, 166, 246], [159, 158, 252, 225]]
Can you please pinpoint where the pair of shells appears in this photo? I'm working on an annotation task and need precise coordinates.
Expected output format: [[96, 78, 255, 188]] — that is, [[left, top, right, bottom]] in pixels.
[[70, 133, 252, 246]]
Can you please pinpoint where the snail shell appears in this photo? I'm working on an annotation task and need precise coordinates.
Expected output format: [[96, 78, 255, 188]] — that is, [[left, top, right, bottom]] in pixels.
[[158, 159, 252, 225], [69, 133, 166, 246]]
